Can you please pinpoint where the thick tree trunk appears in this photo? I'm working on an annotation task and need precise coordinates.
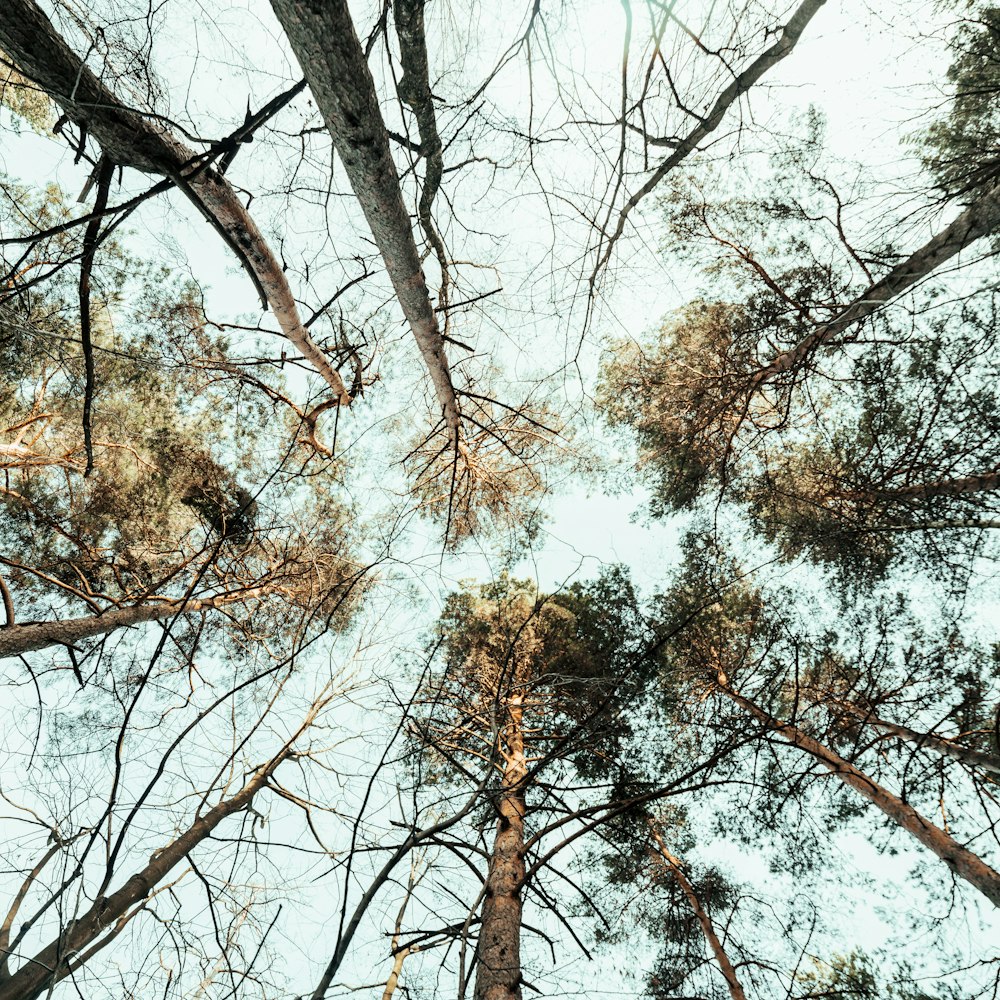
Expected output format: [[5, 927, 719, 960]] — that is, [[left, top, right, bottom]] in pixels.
[[649, 825, 747, 1000], [833, 699, 1000, 777], [475, 695, 527, 1000], [717, 678, 1000, 907], [0, 754, 287, 1000], [0, 592, 256, 660], [268, 0, 460, 436], [754, 179, 1000, 385], [0, 0, 350, 402]]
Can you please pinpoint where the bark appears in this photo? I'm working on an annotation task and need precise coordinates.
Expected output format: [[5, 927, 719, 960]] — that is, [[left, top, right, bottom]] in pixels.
[[869, 469, 1000, 501], [0, 755, 286, 1000], [394, 0, 450, 312], [717, 678, 1000, 907], [0, 0, 350, 403], [833, 699, 1000, 777], [475, 695, 527, 1000], [594, 0, 826, 278], [0, 592, 260, 660], [753, 179, 1000, 385], [649, 825, 746, 1000], [268, 0, 460, 436]]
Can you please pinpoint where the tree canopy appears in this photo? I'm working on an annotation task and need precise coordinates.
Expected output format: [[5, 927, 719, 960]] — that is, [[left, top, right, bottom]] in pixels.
[[0, 1, 999, 999]]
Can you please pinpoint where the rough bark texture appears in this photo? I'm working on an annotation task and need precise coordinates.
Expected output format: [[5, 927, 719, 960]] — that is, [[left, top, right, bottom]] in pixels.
[[719, 680, 1000, 907], [649, 826, 747, 1000], [0, 758, 284, 1000], [595, 0, 826, 277], [0, 593, 254, 659], [0, 0, 349, 402], [754, 179, 1000, 384], [475, 695, 526, 1000], [268, 0, 460, 435], [834, 700, 1000, 777]]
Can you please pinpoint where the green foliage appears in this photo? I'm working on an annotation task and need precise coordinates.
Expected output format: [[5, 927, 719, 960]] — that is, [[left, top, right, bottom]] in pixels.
[[0, 179, 364, 639], [921, 8, 1000, 200], [427, 565, 655, 772]]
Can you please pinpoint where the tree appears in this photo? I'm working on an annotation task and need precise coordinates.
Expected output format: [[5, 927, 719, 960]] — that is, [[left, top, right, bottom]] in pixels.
[[410, 569, 653, 1000], [2, 0, 1000, 997]]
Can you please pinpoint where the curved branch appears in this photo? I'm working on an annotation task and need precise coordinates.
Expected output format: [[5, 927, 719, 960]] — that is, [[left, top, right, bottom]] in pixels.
[[0, 1, 350, 403]]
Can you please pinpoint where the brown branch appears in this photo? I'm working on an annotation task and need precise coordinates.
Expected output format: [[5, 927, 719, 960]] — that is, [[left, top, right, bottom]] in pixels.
[[831, 698, 1000, 777], [0, 2, 349, 403], [0, 589, 272, 660], [716, 676, 1000, 908], [752, 179, 1000, 386], [649, 824, 746, 1000], [592, 0, 826, 285]]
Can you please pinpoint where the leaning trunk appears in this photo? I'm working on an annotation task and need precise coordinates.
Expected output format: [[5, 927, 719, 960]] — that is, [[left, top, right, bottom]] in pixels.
[[753, 178, 1000, 385], [869, 470, 1000, 501], [475, 695, 527, 1000], [0, 592, 259, 659], [649, 825, 747, 1000], [718, 678, 1000, 908], [0, 754, 287, 1000], [0, 0, 349, 402], [268, 0, 460, 435]]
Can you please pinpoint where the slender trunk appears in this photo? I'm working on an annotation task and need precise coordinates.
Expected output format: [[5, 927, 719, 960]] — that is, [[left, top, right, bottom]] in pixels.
[[394, 0, 448, 310], [649, 825, 746, 1000], [0, 755, 286, 1000], [753, 179, 1000, 385], [475, 695, 526, 1000], [595, 0, 826, 277], [0, 592, 260, 659], [832, 699, 1000, 777], [0, 1, 349, 403], [268, 0, 460, 436], [717, 678, 1000, 907]]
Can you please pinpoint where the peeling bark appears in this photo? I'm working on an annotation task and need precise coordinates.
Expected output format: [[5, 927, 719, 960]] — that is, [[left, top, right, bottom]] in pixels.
[[754, 179, 1000, 385], [0, 0, 350, 403], [649, 825, 746, 1000], [718, 679, 1000, 907], [0, 755, 287, 1000], [475, 695, 526, 1000], [0, 591, 261, 660], [268, 0, 460, 435]]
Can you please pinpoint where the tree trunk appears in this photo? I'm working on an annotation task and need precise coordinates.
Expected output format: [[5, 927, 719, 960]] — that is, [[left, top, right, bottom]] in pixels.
[[754, 179, 1000, 385], [0, 0, 350, 403], [832, 699, 1000, 777], [0, 592, 258, 660], [869, 469, 1000, 501], [0, 754, 287, 1000], [649, 825, 747, 1000], [475, 695, 527, 1000], [717, 678, 1000, 907], [268, 0, 460, 436]]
